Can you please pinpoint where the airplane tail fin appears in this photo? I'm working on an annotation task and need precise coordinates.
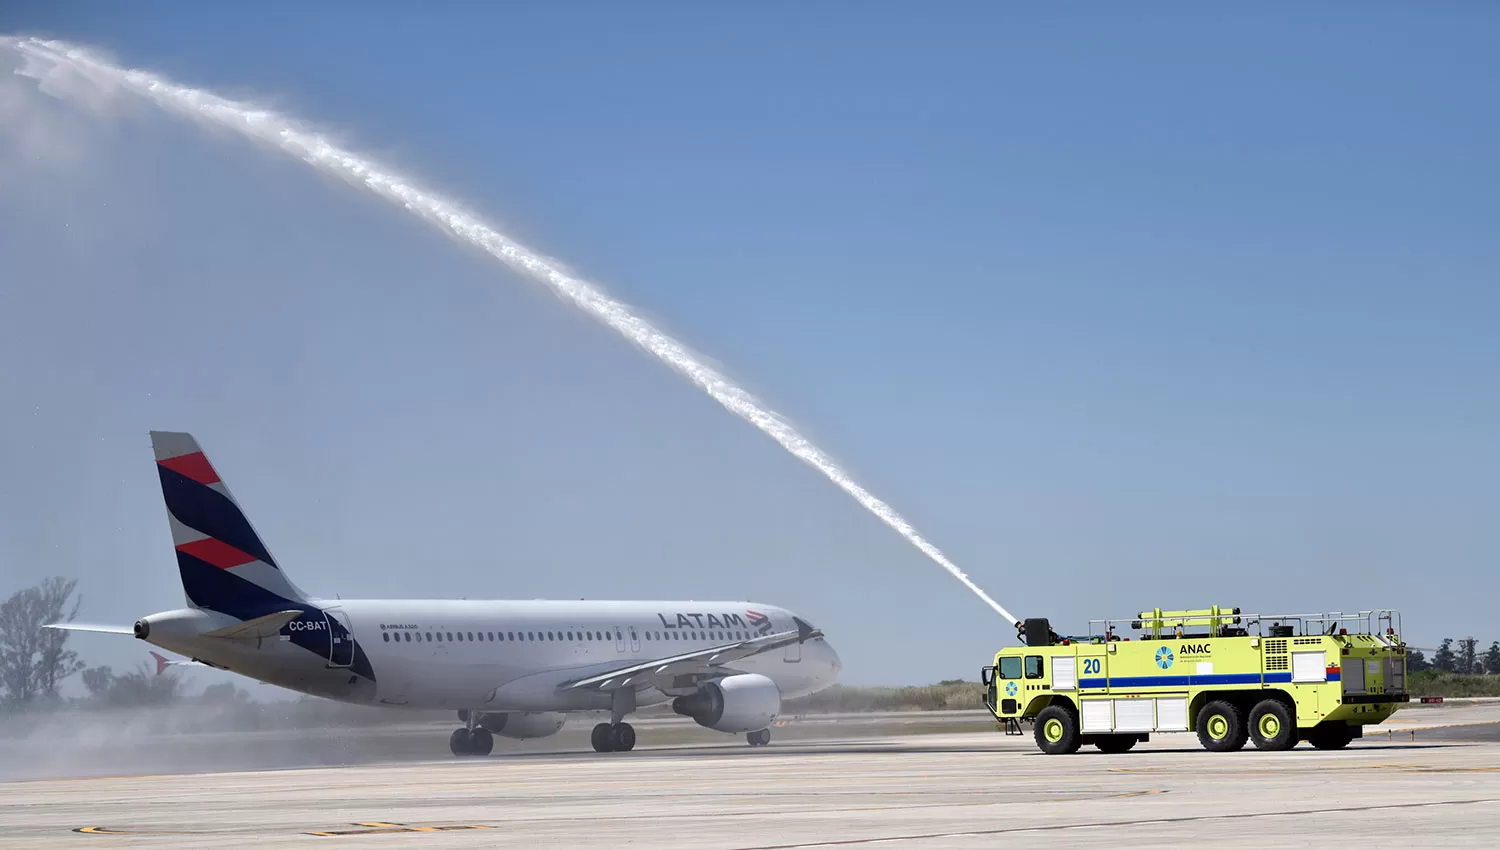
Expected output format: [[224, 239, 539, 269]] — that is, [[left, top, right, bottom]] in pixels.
[[151, 431, 308, 614]]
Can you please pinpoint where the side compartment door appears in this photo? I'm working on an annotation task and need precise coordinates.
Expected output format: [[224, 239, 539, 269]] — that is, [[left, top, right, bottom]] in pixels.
[[1053, 655, 1077, 692]]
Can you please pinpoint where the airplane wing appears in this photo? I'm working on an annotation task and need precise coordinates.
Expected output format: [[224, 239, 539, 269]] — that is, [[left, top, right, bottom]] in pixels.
[[201, 609, 305, 640], [563, 617, 823, 692], [43, 623, 134, 635]]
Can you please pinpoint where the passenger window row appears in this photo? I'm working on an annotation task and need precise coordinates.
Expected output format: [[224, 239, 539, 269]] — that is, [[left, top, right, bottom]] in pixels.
[[380, 629, 752, 644]]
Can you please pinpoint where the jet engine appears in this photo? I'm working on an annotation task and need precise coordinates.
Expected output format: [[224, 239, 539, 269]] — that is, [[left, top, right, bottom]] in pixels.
[[671, 673, 781, 733], [478, 711, 566, 739]]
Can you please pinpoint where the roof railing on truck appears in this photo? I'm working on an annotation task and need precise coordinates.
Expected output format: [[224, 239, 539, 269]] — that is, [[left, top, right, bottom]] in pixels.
[[1082, 608, 1401, 643]]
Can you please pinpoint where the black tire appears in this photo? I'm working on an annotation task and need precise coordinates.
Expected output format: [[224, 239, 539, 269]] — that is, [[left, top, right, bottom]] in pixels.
[[449, 728, 473, 756], [1034, 705, 1082, 755], [611, 723, 636, 752], [1095, 735, 1137, 754], [1308, 724, 1354, 750], [591, 723, 615, 753], [747, 729, 770, 747], [468, 728, 494, 756], [1196, 700, 1248, 752], [1249, 698, 1298, 751]]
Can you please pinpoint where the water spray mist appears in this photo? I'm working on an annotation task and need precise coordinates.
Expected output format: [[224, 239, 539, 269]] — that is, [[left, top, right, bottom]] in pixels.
[[8, 37, 1017, 624]]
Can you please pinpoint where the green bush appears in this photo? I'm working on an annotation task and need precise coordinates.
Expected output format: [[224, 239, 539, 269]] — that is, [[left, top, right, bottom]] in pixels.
[[1408, 671, 1500, 698]]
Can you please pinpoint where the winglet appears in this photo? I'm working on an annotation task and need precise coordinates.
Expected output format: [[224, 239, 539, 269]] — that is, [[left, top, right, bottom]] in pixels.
[[149, 651, 170, 676]]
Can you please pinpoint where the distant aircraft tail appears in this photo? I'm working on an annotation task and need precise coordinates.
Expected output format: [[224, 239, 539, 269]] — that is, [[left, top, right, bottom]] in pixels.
[[150, 651, 170, 676], [151, 431, 308, 614]]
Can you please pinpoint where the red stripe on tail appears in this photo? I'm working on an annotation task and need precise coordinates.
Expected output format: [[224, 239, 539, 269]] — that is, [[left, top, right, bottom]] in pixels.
[[158, 452, 221, 485], [176, 537, 258, 570]]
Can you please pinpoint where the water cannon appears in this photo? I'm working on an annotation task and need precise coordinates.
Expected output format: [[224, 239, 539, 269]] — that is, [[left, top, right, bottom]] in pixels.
[[1018, 617, 1060, 647]]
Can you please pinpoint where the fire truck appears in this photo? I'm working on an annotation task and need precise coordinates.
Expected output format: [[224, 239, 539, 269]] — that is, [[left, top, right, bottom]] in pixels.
[[981, 606, 1409, 754]]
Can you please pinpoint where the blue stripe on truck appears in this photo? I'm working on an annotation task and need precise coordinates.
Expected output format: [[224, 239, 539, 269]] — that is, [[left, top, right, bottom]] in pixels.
[[1077, 671, 1339, 689]]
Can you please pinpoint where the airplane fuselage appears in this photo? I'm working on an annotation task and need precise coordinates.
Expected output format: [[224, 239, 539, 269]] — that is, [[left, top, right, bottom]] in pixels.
[[139, 599, 840, 713]]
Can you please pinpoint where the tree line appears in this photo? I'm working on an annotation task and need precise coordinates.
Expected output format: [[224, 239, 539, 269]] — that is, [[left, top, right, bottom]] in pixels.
[[0, 577, 185, 711], [1407, 639, 1500, 676], [5, 576, 1499, 713]]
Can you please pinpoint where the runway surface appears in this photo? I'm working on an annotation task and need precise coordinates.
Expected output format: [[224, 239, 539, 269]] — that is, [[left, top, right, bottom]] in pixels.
[[6, 712, 1500, 848]]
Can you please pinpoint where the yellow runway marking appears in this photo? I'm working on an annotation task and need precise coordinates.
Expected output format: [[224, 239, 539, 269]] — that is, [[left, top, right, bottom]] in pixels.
[[306, 823, 495, 837]]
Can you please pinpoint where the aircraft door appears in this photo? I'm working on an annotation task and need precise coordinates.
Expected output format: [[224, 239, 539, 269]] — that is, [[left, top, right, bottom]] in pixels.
[[614, 626, 626, 653], [784, 634, 802, 663], [629, 626, 641, 653], [326, 608, 354, 668]]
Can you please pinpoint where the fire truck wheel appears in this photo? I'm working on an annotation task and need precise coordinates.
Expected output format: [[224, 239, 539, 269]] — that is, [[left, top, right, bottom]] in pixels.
[[1034, 705, 1081, 754], [1196, 700, 1248, 752], [1308, 723, 1354, 750], [1095, 735, 1137, 754], [1249, 699, 1298, 751]]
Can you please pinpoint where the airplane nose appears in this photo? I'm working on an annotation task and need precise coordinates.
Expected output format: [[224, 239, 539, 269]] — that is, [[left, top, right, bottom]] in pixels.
[[824, 641, 843, 679]]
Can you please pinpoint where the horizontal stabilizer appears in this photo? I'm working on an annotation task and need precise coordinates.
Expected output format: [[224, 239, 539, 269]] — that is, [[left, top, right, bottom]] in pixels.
[[43, 623, 133, 635], [202, 609, 304, 640]]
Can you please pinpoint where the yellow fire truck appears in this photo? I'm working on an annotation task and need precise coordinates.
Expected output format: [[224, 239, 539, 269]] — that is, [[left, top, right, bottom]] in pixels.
[[982, 606, 1408, 754]]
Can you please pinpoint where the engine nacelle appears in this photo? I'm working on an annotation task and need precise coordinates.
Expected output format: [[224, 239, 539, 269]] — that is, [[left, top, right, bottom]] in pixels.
[[671, 673, 781, 733], [478, 711, 566, 739]]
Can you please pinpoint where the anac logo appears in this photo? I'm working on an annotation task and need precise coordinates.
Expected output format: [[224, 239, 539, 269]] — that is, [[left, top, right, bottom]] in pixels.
[[746, 610, 773, 636], [1180, 643, 1212, 655], [1155, 646, 1175, 669]]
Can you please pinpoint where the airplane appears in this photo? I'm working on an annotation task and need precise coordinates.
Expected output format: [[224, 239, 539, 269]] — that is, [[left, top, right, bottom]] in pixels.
[[48, 431, 841, 755]]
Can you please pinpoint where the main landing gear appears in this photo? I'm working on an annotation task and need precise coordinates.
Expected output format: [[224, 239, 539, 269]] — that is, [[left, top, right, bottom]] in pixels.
[[591, 688, 639, 753], [591, 722, 637, 752], [746, 728, 771, 747], [450, 710, 493, 756]]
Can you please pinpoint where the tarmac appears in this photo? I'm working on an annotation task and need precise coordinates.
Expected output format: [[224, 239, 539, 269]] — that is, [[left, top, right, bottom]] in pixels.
[[4, 704, 1499, 848]]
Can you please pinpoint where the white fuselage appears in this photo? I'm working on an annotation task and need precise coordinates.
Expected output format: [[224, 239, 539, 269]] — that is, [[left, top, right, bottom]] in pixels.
[[141, 599, 841, 713]]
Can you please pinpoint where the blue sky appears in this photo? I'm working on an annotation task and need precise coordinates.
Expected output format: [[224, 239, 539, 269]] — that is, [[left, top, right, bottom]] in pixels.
[[1, 2, 1496, 687]]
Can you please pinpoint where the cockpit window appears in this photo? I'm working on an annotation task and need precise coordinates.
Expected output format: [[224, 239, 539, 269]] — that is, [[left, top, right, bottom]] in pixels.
[[1025, 656, 1044, 679], [997, 656, 1022, 679]]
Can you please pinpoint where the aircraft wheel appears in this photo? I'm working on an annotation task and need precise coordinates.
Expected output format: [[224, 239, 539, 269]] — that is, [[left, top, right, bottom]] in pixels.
[[591, 723, 615, 753], [611, 723, 636, 752], [449, 728, 473, 756], [469, 727, 493, 756], [747, 729, 771, 747]]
